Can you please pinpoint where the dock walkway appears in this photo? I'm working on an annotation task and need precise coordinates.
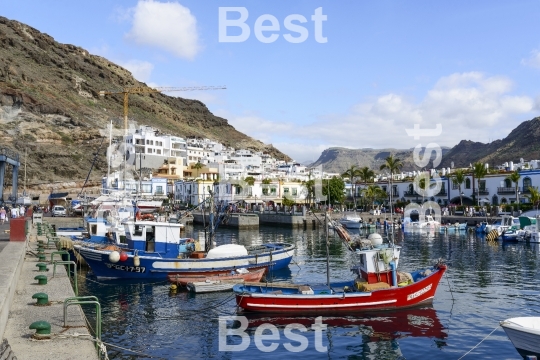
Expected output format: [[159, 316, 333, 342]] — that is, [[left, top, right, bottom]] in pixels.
[[0, 220, 99, 360]]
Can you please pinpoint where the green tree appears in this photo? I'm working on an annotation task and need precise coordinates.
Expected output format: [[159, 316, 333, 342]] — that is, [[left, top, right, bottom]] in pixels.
[[244, 176, 256, 186], [341, 165, 361, 208], [361, 185, 385, 210], [322, 176, 345, 206], [282, 196, 295, 207], [380, 155, 403, 214], [192, 161, 203, 170], [452, 169, 466, 206], [472, 162, 488, 206], [525, 186, 540, 213], [358, 166, 375, 208], [506, 170, 521, 208], [301, 179, 315, 205]]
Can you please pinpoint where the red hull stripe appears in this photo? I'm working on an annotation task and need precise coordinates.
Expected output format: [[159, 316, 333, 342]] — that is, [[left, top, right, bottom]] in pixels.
[[245, 300, 397, 308]]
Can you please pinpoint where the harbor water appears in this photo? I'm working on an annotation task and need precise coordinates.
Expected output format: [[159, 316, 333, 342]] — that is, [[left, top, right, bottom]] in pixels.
[[76, 225, 540, 359]]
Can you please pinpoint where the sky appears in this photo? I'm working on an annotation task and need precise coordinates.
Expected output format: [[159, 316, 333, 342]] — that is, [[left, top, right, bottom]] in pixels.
[[3, 1, 540, 163]]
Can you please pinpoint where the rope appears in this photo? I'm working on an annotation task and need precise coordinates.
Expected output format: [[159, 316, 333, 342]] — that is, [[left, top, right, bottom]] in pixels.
[[457, 325, 500, 359]]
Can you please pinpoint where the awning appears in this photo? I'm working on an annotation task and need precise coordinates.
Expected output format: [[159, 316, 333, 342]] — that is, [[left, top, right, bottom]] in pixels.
[[243, 199, 264, 204]]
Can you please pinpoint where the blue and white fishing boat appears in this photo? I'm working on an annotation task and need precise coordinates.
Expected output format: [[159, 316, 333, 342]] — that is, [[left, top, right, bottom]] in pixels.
[[74, 220, 294, 279], [75, 195, 294, 280]]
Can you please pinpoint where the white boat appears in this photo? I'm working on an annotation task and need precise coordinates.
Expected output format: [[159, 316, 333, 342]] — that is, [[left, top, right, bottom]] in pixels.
[[339, 214, 362, 229], [402, 215, 441, 230], [187, 279, 246, 293], [501, 317, 540, 358]]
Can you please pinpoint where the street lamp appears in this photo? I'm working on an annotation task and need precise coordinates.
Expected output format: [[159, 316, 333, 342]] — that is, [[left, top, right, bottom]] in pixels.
[[518, 191, 521, 212]]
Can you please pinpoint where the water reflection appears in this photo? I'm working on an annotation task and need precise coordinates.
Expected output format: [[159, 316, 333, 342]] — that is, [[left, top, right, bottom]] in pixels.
[[241, 306, 447, 359], [76, 225, 540, 359]]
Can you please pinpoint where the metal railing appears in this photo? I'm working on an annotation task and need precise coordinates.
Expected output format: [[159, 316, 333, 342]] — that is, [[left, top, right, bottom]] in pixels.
[[497, 187, 519, 194]]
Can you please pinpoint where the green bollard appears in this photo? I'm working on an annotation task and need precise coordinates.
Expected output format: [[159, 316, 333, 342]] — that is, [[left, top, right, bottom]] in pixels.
[[36, 263, 48, 272], [37, 254, 46, 262], [34, 275, 47, 285], [32, 293, 49, 306], [29, 321, 51, 338]]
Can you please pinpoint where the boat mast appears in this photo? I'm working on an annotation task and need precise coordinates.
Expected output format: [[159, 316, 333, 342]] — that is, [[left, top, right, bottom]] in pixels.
[[107, 120, 112, 192], [325, 209, 330, 287]]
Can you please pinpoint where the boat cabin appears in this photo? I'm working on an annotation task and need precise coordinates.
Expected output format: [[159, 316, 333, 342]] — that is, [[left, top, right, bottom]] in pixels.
[[124, 221, 189, 256], [350, 235, 401, 286]]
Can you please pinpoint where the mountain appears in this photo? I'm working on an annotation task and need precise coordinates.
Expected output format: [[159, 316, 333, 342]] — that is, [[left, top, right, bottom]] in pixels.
[[0, 17, 289, 191], [310, 147, 451, 174], [439, 116, 540, 168], [311, 116, 540, 175]]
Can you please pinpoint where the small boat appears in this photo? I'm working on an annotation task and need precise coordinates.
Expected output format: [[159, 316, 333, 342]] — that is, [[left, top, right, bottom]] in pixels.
[[501, 317, 540, 358], [234, 229, 447, 314], [168, 267, 266, 286], [339, 214, 362, 229], [402, 215, 441, 231], [234, 263, 446, 313], [187, 279, 246, 293]]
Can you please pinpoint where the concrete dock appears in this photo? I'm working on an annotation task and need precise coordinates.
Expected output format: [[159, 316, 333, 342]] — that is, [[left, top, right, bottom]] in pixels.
[[0, 220, 99, 360]]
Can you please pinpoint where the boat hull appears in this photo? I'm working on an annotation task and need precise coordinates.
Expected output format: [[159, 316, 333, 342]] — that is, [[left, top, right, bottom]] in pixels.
[[168, 267, 266, 286], [235, 265, 446, 314], [77, 243, 294, 280], [501, 317, 540, 357]]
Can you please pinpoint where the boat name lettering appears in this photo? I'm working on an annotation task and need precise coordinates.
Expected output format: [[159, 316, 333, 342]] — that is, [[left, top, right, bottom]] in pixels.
[[407, 284, 432, 301], [106, 263, 146, 273]]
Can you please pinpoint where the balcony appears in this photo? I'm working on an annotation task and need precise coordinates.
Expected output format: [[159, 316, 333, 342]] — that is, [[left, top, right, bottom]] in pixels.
[[403, 190, 418, 197], [435, 189, 447, 196], [386, 192, 400, 197], [497, 187, 519, 195], [478, 189, 489, 195]]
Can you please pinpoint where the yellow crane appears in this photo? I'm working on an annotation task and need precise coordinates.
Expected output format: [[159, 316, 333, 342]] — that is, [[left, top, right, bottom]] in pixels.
[[99, 85, 227, 134]]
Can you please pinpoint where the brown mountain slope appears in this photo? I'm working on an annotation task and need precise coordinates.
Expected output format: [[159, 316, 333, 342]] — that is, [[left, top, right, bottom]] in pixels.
[[312, 116, 540, 174], [310, 147, 451, 174], [0, 17, 288, 189], [439, 116, 540, 168]]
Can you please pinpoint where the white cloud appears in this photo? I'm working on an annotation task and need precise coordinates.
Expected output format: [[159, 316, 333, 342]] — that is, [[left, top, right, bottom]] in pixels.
[[521, 49, 540, 68], [118, 60, 154, 82], [222, 72, 536, 163], [126, 0, 200, 60]]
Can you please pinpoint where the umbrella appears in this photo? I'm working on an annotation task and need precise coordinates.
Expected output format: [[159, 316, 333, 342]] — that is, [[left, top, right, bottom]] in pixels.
[[479, 198, 490, 204]]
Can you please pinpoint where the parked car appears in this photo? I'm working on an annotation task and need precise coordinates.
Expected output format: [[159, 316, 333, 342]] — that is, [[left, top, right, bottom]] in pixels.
[[51, 205, 67, 217]]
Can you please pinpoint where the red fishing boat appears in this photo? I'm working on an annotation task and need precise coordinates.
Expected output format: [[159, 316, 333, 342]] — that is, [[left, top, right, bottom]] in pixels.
[[234, 232, 447, 314], [168, 267, 266, 286]]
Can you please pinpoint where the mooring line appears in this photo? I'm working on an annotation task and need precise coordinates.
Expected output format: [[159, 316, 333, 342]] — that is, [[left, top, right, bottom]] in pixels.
[[457, 325, 500, 359]]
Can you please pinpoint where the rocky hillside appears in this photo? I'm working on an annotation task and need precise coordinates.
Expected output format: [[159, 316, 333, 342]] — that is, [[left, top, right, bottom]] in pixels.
[[439, 116, 540, 168], [310, 147, 451, 174], [0, 17, 289, 192]]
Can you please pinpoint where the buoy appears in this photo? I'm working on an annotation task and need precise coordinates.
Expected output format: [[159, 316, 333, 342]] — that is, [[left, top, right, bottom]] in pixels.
[[170, 284, 177, 292], [119, 252, 128, 262], [109, 251, 120, 263], [133, 255, 140, 267], [368, 233, 383, 246]]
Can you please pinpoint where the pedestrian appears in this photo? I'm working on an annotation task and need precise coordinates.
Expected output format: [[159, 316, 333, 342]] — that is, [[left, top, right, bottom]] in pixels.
[[11, 206, 18, 218], [0, 207, 5, 224]]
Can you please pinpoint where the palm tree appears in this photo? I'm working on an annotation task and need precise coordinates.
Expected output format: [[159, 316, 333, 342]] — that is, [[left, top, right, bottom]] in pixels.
[[361, 185, 380, 211], [472, 162, 488, 207], [525, 186, 540, 214], [452, 169, 466, 206], [506, 170, 521, 209], [380, 155, 403, 216], [341, 165, 361, 209], [358, 166, 375, 210]]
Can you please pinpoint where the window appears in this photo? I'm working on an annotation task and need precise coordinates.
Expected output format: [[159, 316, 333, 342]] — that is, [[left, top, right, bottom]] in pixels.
[[524, 177, 532, 190], [292, 188, 298, 196], [134, 225, 143, 236], [465, 178, 471, 189], [452, 181, 458, 190], [155, 186, 164, 195], [479, 180, 486, 191], [284, 188, 290, 194], [270, 188, 277, 195]]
